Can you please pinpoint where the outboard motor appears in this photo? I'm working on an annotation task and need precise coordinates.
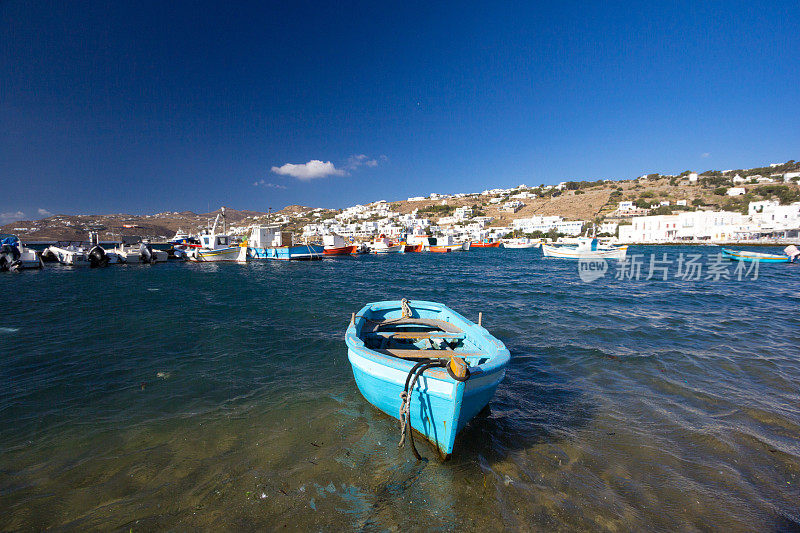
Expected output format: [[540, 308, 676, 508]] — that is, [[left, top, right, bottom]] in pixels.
[[139, 242, 156, 264], [88, 246, 109, 267], [0, 238, 22, 272]]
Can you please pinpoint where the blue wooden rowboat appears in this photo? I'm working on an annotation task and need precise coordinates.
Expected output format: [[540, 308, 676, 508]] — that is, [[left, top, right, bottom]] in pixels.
[[721, 248, 789, 263], [345, 299, 510, 459]]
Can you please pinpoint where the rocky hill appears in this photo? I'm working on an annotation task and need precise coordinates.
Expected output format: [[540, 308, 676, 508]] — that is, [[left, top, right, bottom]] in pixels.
[[4, 160, 798, 240]]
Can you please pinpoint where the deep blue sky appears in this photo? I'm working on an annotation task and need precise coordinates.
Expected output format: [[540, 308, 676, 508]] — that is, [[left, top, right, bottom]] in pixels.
[[2, 0, 798, 221]]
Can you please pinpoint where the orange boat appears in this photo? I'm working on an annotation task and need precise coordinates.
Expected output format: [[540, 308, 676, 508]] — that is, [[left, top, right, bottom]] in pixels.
[[471, 240, 500, 248], [428, 246, 451, 253], [404, 244, 423, 253], [323, 245, 358, 255]]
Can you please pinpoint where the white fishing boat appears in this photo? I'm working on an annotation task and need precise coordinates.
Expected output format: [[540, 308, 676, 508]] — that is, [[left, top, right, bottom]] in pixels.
[[435, 235, 469, 252], [169, 229, 192, 245], [187, 208, 247, 262], [542, 237, 627, 260], [0, 235, 43, 271]]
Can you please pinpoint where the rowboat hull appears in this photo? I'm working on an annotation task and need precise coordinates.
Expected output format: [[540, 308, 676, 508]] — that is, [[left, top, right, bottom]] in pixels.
[[348, 349, 505, 457], [345, 300, 509, 458], [404, 244, 424, 253], [428, 246, 450, 253], [721, 248, 789, 263], [542, 244, 627, 260], [249, 245, 324, 260], [470, 241, 500, 248]]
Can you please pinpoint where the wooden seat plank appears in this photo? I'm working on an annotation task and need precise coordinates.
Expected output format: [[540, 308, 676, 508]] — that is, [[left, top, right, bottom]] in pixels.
[[366, 331, 466, 340], [374, 348, 485, 359]]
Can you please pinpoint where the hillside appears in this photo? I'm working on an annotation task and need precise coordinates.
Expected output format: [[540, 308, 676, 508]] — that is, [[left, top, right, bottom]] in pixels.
[[3, 160, 799, 240]]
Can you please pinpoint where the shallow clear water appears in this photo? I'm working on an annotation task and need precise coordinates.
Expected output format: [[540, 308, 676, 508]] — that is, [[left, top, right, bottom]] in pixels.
[[1, 247, 799, 531]]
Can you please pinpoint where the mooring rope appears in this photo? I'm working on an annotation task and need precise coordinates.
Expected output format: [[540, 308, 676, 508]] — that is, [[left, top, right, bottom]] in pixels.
[[401, 298, 412, 318], [398, 360, 446, 460]]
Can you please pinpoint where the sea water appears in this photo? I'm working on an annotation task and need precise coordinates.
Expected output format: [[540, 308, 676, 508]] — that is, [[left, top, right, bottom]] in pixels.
[[1, 247, 798, 530]]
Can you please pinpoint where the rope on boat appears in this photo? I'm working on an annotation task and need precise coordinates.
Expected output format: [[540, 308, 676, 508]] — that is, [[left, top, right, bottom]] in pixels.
[[401, 298, 412, 318], [398, 360, 445, 460]]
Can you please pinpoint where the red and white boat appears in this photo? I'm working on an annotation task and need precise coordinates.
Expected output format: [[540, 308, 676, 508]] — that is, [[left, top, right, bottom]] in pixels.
[[369, 235, 404, 254], [471, 240, 501, 248], [323, 235, 359, 256]]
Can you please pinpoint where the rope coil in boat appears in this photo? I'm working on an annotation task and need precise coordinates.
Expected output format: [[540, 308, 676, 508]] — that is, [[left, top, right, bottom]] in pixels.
[[398, 360, 446, 460]]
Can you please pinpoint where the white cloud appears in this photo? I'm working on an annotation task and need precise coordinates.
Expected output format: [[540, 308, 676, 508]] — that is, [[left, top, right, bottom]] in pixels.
[[37, 208, 53, 217], [0, 211, 25, 225], [701, 152, 710, 158], [345, 154, 386, 170], [253, 179, 287, 189], [271, 160, 346, 180]]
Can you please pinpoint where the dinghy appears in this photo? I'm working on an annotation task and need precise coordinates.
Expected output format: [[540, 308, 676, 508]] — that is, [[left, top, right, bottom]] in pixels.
[[345, 299, 509, 459], [720, 248, 791, 263]]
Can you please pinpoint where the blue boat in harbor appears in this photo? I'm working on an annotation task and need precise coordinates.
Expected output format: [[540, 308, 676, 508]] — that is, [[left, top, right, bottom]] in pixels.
[[345, 299, 510, 459], [247, 225, 323, 260], [721, 248, 791, 263]]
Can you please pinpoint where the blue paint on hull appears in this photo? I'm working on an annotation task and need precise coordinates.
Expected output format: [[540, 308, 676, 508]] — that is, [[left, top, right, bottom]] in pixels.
[[249, 245, 323, 260], [721, 248, 789, 263]]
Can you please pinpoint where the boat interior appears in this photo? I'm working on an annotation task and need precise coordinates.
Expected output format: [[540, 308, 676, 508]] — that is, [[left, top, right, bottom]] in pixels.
[[360, 316, 488, 364]]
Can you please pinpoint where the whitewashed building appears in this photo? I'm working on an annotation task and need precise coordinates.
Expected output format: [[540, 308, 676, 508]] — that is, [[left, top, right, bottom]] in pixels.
[[512, 215, 585, 236]]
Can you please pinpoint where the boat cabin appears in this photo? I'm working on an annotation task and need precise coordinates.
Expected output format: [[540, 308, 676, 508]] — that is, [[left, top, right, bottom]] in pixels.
[[323, 234, 346, 248], [200, 233, 230, 249], [248, 226, 292, 248]]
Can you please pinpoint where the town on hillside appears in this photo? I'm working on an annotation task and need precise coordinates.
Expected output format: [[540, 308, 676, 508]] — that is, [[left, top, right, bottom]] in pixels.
[[3, 160, 799, 244]]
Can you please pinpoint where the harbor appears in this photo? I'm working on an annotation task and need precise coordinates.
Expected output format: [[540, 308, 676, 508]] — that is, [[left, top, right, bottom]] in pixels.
[[3, 0, 800, 530], [1, 247, 798, 530]]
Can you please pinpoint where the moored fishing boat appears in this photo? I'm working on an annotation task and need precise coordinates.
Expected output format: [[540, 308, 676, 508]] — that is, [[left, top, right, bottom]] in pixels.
[[187, 209, 245, 262], [470, 239, 501, 248], [720, 248, 792, 263], [542, 237, 627, 260], [322, 235, 359, 256], [434, 235, 469, 252], [428, 245, 451, 253], [369, 235, 404, 254], [247, 225, 323, 260], [404, 243, 424, 253], [0, 235, 43, 270], [345, 299, 509, 458]]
